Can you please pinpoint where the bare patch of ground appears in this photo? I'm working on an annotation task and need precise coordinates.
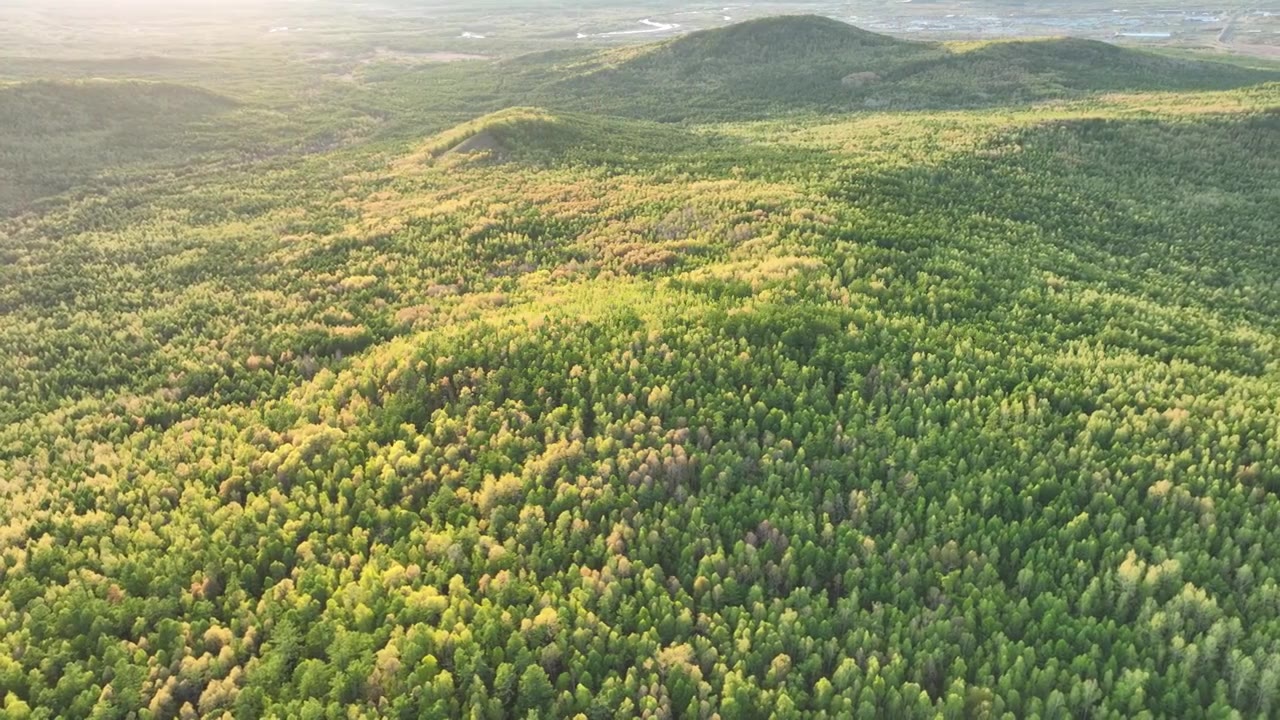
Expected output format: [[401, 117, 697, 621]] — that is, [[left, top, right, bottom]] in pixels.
[[842, 71, 881, 87], [442, 131, 509, 163], [1225, 38, 1280, 59]]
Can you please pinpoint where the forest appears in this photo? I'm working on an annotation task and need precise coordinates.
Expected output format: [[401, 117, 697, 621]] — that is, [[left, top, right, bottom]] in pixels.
[[2, 10, 1280, 720]]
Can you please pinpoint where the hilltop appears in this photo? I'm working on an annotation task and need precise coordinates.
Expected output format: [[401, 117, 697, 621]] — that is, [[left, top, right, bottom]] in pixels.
[[545, 16, 937, 120], [651, 15, 908, 62], [399, 107, 711, 168]]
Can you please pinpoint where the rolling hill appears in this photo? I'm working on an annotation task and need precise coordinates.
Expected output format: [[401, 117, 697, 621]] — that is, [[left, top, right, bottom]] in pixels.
[[544, 16, 938, 119], [519, 16, 1279, 118]]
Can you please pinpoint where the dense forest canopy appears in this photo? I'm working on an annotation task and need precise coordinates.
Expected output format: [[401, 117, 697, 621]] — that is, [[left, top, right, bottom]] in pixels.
[[2, 10, 1280, 720]]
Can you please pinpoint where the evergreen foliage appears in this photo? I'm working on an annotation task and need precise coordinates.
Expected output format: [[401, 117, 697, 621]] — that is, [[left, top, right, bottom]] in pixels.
[[2, 15, 1280, 720]]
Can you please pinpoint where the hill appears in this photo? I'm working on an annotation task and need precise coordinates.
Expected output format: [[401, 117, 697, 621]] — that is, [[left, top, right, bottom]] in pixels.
[[647, 14, 907, 62], [545, 16, 938, 120], [504, 17, 1279, 119], [0, 80, 236, 213]]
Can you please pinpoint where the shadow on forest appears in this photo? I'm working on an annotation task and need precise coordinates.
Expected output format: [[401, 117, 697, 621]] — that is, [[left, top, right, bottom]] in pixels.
[[856, 39, 1279, 110], [819, 110, 1280, 373]]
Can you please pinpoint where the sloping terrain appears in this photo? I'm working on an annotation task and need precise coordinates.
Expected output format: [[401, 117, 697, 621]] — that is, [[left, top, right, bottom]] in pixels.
[[0, 80, 237, 213], [3, 80, 1280, 717], [3, 15, 1280, 719], [545, 16, 939, 119], [0, 79, 233, 134], [868, 37, 1278, 106]]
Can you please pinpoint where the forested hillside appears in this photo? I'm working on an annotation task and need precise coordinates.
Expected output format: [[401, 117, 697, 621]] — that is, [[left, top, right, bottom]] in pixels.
[[0, 80, 235, 213], [3, 13, 1280, 720], [528, 17, 1276, 119]]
